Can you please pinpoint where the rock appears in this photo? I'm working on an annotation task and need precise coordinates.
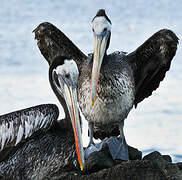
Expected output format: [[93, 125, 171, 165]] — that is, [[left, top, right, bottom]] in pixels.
[[44, 150, 182, 180], [46, 160, 166, 180], [84, 143, 114, 173], [143, 151, 163, 161], [177, 162, 182, 170], [162, 155, 172, 163], [143, 151, 182, 180], [128, 145, 142, 160], [82, 143, 142, 173]]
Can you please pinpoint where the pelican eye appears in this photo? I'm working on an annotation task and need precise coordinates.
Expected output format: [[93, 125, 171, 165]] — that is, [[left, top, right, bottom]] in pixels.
[[103, 28, 107, 32], [65, 74, 70, 79]]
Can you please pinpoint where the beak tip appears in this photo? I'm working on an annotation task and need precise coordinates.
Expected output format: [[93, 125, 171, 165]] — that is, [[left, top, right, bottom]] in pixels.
[[81, 165, 84, 171], [91, 100, 95, 107]]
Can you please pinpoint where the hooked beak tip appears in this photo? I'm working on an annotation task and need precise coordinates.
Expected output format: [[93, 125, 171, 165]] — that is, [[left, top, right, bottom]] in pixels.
[[91, 100, 95, 107], [81, 165, 84, 171]]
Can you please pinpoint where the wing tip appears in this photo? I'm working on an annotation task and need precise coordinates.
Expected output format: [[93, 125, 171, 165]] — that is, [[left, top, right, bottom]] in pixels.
[[133, 28, 179, 107], [33, 22, 54, 34]]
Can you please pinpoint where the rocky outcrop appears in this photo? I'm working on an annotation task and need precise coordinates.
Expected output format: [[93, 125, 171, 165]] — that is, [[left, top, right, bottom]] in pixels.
[[45, 148, 182, 180]]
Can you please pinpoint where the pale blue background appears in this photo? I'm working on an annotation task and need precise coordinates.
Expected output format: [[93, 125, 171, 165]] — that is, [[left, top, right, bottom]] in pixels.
[[0, 0, 182, 161]]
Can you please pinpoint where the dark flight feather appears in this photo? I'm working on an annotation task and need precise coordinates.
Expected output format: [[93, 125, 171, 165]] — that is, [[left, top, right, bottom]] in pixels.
[[33, 22, 87, 66], [127, 29, 179, 107]]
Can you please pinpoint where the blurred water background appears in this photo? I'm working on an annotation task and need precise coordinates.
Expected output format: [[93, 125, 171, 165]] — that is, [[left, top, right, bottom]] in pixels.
[[0, 0, 182, 162]]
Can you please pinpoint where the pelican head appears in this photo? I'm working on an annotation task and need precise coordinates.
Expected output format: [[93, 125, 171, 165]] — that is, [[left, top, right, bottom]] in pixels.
[[91, 9, 111, 106], [49, 57, 85, 170]]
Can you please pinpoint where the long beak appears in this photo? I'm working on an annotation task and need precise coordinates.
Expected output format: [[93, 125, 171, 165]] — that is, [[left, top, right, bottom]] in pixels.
[[64, 84, 85, 171], [91, 34, 108, 106]]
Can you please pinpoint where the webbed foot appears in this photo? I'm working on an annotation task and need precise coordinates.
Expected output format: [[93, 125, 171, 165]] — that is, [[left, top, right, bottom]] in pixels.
[[85, 141, 105, 159], [107, 137, 129, 160]]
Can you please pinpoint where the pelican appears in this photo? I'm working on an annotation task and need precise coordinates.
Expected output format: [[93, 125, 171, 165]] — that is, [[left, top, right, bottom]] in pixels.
[[34, 9, 178, 160], [0, 56, 85, 179]]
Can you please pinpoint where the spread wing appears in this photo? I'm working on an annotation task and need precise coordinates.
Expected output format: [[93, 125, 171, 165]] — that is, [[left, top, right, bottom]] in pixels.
[[33, 22, 87, 67], [127, 29, 179, 107], [0, 104, 59, 160]]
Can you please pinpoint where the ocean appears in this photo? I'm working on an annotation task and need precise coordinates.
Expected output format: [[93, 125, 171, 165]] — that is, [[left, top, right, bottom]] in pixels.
[[0, 0, 182, 162]]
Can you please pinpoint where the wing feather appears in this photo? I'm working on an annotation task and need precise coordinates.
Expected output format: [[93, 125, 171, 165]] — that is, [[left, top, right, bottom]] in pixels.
[[33, 22, 87, 67], [127, 29, 179, 107], [0, 104, 59, 153]]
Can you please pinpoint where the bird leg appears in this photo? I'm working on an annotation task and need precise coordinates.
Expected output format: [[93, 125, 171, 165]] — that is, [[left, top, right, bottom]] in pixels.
[[85, 122, 105, 159], [88, 122, 95, 147], [107, 120, 129, 160]]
